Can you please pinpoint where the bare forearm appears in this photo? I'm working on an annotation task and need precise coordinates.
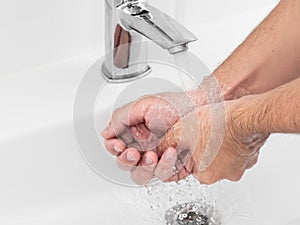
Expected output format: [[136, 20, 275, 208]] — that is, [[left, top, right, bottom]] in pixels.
[[213, 0, 300, 99], [240, 78, 300, 134]]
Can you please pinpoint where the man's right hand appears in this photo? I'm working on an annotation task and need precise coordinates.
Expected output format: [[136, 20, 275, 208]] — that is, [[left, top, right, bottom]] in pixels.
[[101, 90, 206, 185]]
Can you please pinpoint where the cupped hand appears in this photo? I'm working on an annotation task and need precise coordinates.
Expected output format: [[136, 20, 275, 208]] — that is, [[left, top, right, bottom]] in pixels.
[[101, 91, 204, 185], [155, 97, 270, 184]]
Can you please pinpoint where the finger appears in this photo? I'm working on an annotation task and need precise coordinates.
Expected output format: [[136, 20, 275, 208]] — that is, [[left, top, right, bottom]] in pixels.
[[184, 159, 194, 173], [165, 152, 194, 183], [131, 123, 160, 151], [127, 142, 141, 150], [246, 152, 259, 169], [165, 167, 191, 183], [225, 154, 258, 182], [119, 126, 134, 145], [102, 97, 150, 139], [154, 147, 178, 181], [227, 170, 245, 182], [178, 168, 191, 180], [165, 173, 179, 183], [130, 123, 151, 141], [156, 124, 181, 157], [104, 138, 127, 156], [176, 149, 192, 171], [116, 148, 141, 171], [166, 158, 194, 182], [131, 151, 158, 185]]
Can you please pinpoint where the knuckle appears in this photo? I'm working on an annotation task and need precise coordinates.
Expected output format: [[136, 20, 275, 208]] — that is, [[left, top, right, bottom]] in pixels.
[[112, 109, 121, 121], [200, 176, 217, 185], [227, 171, 244, 182], [195, 170, 220, 185]]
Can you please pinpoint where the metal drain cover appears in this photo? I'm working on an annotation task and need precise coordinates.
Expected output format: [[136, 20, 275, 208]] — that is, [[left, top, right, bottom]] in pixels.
[[165, 201, 219, 225]]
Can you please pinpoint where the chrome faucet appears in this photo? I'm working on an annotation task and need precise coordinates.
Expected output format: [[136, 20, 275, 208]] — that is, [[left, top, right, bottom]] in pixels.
[[102, 0, 197, 82]]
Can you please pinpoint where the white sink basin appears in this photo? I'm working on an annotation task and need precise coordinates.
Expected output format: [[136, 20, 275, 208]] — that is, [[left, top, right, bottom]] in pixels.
[[1, 3, 299, 225]]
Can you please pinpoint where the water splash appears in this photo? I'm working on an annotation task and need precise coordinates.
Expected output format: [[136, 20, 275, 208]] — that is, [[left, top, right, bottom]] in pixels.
[[136, 177, 221, 225]]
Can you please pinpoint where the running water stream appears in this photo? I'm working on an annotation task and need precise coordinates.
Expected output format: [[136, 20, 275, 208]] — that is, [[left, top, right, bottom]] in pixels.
[[136, 51, 221, 225], [173, 51, 199, 91]]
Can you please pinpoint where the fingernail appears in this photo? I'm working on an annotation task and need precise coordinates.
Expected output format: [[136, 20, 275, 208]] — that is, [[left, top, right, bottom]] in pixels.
[[144, 156, 153, 165], [114, 146, 122, 153], [164, 149, 174, 161], [126, 151, 137, 162]]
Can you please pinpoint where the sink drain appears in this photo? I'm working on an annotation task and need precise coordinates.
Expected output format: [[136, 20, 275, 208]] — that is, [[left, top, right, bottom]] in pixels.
[[165, 201, 220, 225]]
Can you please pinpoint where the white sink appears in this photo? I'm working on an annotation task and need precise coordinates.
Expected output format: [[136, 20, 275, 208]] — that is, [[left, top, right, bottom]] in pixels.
[[1, 3, 299, 225]]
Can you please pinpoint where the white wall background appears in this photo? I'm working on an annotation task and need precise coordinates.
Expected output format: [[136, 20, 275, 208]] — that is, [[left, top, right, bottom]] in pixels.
[[150, 0, 176, 17], [0, 0, 103, 76], [0, 0, 279, 76], [175, 0, 280, 23]]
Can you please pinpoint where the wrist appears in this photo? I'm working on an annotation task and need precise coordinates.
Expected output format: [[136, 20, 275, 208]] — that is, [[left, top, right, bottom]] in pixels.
[[248, 79, 300, 133], [186, 66, 262, 112], [188, 75, 232, 107], [212, 69, 254, 100], [229, 95, 270, 136]]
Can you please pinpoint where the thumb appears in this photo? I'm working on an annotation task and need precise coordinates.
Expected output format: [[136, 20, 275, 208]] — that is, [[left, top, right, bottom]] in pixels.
[[156, 121, 182, 157], [157, 110, 201, 159]]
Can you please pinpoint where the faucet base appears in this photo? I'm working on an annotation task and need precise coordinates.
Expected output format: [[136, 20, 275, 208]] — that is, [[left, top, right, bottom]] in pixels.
[[101, 63, 151, 83]]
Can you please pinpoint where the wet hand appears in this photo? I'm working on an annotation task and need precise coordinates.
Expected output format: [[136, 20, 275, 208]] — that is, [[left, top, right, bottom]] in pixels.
[[155, 97, 269, 184], [101, 91, 203, 185]]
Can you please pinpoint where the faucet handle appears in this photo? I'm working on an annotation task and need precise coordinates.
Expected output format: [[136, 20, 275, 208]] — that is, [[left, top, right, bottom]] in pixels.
[[119, 0, 151, 17]]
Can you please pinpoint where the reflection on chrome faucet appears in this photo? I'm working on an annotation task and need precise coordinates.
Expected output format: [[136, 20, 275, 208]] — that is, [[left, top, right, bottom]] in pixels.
[[102, 0, 197, 82], [114, 24, 131, 69]]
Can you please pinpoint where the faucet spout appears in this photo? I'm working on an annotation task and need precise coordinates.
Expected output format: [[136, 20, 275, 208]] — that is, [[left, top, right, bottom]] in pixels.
[[118, 1, 197, 54], [102, 0, 197, 83]]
